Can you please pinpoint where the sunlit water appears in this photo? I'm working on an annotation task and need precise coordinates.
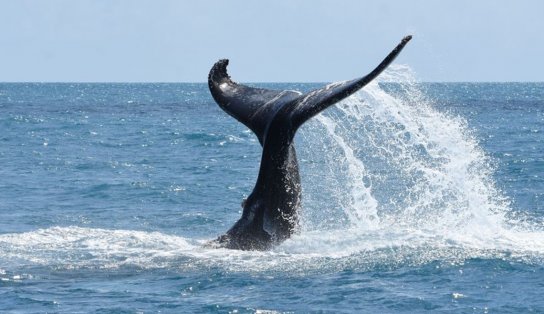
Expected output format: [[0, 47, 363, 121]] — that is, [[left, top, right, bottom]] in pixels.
[[1, 69, 543, 312]]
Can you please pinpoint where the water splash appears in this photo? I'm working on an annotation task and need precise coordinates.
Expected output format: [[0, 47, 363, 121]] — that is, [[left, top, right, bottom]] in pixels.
[[297, 64, 543, 254]]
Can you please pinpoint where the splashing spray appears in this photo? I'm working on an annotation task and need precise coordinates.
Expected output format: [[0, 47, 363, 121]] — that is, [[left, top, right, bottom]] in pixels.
[[297, 65, 542, 254]]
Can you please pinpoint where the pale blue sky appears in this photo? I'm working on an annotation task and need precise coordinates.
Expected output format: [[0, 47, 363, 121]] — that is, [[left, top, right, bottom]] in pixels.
[[1, 0, 543, 82]]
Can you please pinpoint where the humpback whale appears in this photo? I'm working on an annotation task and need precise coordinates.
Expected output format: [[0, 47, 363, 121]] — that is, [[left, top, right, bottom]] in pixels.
[[207, 35, 412, 250]]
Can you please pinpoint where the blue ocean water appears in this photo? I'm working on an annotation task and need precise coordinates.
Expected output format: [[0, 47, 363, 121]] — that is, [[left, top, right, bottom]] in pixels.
[[1, 68, 543, 313]]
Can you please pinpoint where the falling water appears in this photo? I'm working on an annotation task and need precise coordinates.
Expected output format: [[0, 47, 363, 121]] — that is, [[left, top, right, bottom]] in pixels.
[[296, 65, 543, 256]]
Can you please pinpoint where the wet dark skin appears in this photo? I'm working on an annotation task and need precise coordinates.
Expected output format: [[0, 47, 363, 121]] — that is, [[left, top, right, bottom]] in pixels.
[[206, 36, 412, 250]]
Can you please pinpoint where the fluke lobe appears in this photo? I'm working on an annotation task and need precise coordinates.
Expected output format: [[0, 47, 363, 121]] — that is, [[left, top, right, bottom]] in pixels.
[[207, 35, 412, 250]]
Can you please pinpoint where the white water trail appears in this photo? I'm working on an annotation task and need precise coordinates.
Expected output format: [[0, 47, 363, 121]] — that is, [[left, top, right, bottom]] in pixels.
[[315, 113, 379, 230]]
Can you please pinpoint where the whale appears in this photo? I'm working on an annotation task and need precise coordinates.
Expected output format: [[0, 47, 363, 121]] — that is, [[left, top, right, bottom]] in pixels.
[[207, 35, 412, 250]]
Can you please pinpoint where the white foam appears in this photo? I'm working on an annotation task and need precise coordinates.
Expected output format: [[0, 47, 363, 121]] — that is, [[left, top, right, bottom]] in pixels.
[[1, 224, 542, 272]]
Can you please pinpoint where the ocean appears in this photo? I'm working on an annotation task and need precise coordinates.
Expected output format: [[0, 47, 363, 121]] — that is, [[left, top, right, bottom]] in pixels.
[[1, 67, 543, 313]]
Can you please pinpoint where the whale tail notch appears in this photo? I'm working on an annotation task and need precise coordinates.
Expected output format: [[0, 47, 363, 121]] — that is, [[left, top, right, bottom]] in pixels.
[[208, 35, 412, 141]]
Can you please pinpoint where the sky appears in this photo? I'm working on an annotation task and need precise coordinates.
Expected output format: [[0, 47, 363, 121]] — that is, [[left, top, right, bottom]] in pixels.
[[1, 0, 543, 82]]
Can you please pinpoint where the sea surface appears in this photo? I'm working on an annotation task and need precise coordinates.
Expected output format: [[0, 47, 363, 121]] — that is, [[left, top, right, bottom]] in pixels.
[[1, 67, 543, 313]]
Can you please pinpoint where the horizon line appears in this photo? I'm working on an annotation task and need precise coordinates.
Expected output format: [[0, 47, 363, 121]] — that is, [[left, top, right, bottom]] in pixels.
[[1, 81, 543, 84]]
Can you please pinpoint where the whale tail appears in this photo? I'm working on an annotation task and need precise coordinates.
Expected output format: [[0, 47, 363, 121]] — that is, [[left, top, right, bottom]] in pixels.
[[207, 36, 412, 250], [208, 35, 412, 142]]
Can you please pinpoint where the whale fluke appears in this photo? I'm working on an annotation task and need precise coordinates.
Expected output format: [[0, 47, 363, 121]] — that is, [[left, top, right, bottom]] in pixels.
[[290, 35, 412, 128], [207, 35, 412, 250], [208, 59, 302, 145]]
